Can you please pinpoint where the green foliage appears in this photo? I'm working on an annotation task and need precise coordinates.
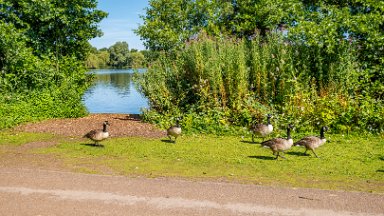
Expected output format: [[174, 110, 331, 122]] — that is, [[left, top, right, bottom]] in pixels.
[[85, 42, 148, 69], [0, 0, 108, 59], [130, 51, 145, 69], [288, 0, 384, 98], [0, 0, 106, 129], [135, 0, 204, 51], [137, 0, 384, 98], [135, 34, 384, 134], [108, 41, 131, 68], [85, 48, 110, 69], [0, 57, 91, 129]]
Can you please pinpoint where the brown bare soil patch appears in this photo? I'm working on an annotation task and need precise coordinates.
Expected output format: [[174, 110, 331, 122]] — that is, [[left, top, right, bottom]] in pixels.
[[14, 114, 166, 139]]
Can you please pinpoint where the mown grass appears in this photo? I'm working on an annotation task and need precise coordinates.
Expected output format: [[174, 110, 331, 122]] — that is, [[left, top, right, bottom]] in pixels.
[[0, 132, 55, 147], [1, 131, 383, 193]]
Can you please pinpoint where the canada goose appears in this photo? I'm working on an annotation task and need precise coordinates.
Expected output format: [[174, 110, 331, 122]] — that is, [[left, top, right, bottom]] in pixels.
[[294, 126, 329, 158], [83, 121, 110, 146], [167, 118, 181, 143], [261, 124, 294, 159], [250, 114, 273, 143]]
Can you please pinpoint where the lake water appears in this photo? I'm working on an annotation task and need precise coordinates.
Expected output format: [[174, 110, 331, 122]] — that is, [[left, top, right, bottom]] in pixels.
[[82, 69, 149, 114]]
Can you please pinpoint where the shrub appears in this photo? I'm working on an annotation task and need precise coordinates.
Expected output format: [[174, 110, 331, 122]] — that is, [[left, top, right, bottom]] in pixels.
[[135, 33, 383, 134]]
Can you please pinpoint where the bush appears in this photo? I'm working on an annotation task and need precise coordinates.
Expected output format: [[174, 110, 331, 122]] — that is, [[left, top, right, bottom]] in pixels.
[[135, 33, 384, 134], [0, 22, 90, 129]]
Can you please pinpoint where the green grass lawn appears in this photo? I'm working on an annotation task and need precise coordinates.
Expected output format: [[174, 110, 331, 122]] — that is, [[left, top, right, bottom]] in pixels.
[[1, 131, 383, 193]]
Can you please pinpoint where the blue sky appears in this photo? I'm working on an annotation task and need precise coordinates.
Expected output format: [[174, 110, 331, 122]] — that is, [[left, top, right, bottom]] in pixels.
[[89, 0, 149, 50]]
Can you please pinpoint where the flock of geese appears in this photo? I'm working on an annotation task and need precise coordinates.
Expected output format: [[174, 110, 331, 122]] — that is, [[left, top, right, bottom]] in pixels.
[[250, 114, 329, 159], [83, 114, 328, 160]]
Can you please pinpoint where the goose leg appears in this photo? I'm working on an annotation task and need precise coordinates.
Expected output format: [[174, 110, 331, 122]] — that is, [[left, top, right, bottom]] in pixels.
[[252, 134, 255, 143], [279, 152, 287, 160], [168, 135, 172, 141], [275, 152, 279, 160], [304, 149, 308, 156], [312, 149, 319, 158]]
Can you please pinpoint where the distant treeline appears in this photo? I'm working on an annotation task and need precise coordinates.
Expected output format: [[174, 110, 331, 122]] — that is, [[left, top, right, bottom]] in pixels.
[[85, 41, 159, 69]]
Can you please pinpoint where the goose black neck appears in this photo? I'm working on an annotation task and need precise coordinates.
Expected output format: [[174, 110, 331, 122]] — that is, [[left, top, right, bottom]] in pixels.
[[103, 124, 108, 132], [267, 116, 271, 125], [287, 127, 291, 139], [320, 127, 325, 139], [175, 120, 180, 127]]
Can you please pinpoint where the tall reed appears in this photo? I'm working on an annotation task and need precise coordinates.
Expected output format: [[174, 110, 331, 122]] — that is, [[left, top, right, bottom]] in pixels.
[[135, 33, 383, 134]]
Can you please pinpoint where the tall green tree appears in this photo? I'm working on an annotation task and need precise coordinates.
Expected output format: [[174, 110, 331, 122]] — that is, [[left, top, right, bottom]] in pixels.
[[288, 0, 384, 97], [0, 0, 108, 59], [135, 0, 293, 50], [130, 51, 145, 69], [108, 41, 131, 68], [135, 0, 207, 51]]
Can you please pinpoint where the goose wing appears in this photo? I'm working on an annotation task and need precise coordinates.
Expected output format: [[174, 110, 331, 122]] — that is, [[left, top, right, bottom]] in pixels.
[[83, 129, 100, 138], [261, 138, 286, 147], [294, 136, 320, 146]]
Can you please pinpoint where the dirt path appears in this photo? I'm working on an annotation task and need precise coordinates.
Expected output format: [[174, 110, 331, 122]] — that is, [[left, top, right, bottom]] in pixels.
[[1, 167, 383, 216], [1, 114, 383, 215]]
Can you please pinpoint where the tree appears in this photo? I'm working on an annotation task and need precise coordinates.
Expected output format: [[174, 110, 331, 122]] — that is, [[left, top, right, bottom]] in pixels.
[[287, 0, 384, 97], [108, 41, 130, 68], [130, 52, 145, 69], [85, 48, 110, 69], [0, 0, 108, 60], [135, 0, 206, 51]]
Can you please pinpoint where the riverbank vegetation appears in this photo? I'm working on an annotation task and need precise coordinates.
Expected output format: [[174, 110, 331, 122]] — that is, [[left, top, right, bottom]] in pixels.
[[0, 0, 107, 129], [134, 0, 384, 135]]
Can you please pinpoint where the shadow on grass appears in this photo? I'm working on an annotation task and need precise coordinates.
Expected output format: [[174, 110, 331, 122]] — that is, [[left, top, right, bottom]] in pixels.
[[81, 143, 105, 148], [240, 140, 259, 145], [248, 155, 276, 160], [379, 156, 384, 161], [161, 139, 176, 144], [377, 169, 384, 173], [286, 151, 309, 157]]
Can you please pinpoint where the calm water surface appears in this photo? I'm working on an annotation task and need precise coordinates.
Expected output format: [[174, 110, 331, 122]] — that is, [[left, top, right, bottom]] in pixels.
[[82, 69, 149, 114]]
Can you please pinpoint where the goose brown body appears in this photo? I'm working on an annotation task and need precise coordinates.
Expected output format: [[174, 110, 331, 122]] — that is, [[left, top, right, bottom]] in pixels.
[[83, 121, 110, 145], [167, 119, 181, 143], [261, 124, 293, 159], [251, 114, 273, 142], [294, 126, 328, 158]]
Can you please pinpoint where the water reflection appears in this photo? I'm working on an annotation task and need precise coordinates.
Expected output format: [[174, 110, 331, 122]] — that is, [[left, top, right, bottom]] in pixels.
[[96, 72, 132, 96], [82, 69, 148, 114]]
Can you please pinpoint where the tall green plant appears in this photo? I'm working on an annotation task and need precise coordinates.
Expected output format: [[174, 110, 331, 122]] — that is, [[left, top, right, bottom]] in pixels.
[[135, 33, 383, 134]]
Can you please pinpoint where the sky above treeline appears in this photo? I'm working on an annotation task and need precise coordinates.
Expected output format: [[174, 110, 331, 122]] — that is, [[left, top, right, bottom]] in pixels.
[[89, 0, 149, 50]]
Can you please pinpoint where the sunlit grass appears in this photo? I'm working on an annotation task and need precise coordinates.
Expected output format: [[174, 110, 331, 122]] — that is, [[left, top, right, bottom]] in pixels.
[[0, 132, 55, 146], [28, 133, 384, 193]]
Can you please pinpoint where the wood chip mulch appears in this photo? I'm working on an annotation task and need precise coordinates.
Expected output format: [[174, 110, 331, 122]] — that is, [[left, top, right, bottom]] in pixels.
[[14, 114, 166, 139]]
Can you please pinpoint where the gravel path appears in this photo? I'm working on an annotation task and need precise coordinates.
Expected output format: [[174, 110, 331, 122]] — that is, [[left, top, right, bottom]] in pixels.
[[1, 168, 383, 216]]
